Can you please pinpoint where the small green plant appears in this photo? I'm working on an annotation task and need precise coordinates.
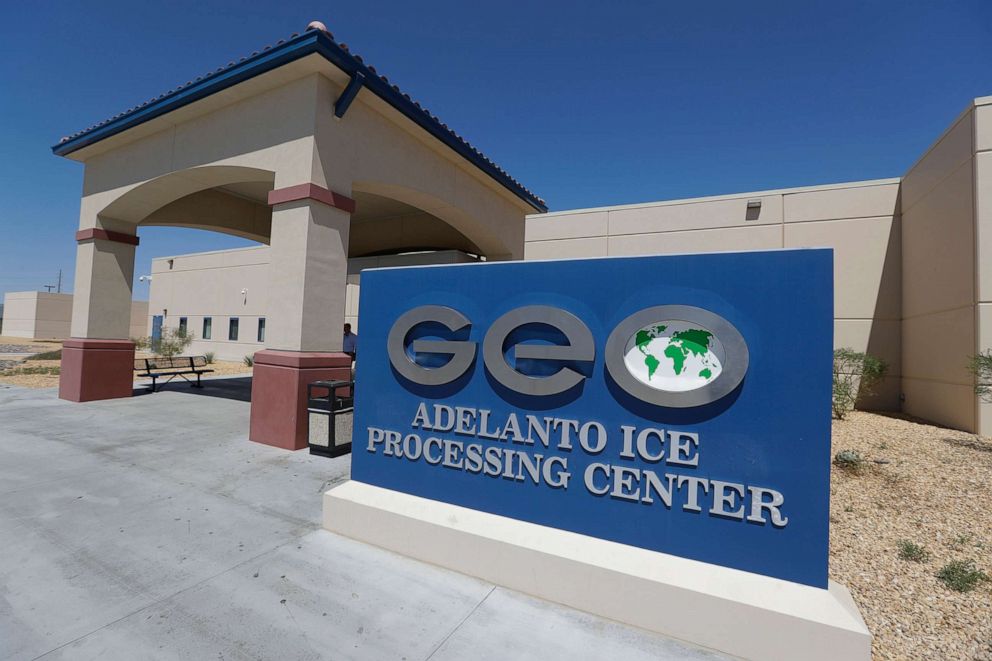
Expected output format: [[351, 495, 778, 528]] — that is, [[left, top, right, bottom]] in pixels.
[[936, 560, 989, 593], [949, 534, 974, 551], [969, 350, 992, 401], [27, 349, 61, 360], [204, 352, 215, 364], [135, 327, 194, 358], [243, 354, 254, 367], [832, 348, 888, 420], [833, 450, 866, 472], [897, 540, 930, 563], [843, 505, 854, 513]]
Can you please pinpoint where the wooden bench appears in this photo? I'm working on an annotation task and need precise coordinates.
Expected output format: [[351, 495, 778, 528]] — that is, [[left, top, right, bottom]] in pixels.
[[134, 356, 214, 392]]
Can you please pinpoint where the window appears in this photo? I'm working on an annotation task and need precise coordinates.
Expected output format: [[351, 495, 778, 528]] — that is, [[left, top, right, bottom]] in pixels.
[[229, 317, 239, 341], [202, 317, 212, 340], [178, 317, 188, 335], [257, 318, 266, 343]]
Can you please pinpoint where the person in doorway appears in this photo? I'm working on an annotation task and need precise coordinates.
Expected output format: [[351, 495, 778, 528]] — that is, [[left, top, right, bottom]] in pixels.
[[343, 323, 358, 362]]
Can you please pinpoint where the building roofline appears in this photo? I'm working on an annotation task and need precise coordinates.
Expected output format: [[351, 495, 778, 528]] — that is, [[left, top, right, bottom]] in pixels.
[[902, 95, 991, 179], [151, 245, 270, 262], [52, 27, 547, 212], [528, 177, 902, 218]]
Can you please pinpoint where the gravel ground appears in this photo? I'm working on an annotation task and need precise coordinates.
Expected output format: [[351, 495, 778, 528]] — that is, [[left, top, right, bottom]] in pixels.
[[196, 359, 252, 377], [0, 359, 61, 388], [831, 411, 992, 660], [0, 344, 42, 354], [0, 336, 59, 351]]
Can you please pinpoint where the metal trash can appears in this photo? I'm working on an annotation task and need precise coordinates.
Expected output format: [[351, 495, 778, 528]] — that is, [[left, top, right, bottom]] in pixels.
[[307, 379, 354, 457]]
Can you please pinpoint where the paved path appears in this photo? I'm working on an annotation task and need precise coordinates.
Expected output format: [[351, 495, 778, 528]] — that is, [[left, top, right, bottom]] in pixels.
[[0, 381, 723, 661]]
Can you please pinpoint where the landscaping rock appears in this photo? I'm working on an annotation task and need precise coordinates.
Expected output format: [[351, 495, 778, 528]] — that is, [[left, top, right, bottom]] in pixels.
[[831, 411, 992, 660]]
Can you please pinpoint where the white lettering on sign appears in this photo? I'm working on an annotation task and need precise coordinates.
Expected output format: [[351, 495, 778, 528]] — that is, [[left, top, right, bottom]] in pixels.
[[365, 402, 790, 528]]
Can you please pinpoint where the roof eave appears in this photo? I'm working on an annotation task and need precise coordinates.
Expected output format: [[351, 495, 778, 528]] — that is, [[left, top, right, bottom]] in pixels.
[[51, 31, 547, 212]]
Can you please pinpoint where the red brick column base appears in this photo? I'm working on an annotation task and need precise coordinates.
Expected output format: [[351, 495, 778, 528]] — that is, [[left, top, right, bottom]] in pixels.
[[59, 339, 136, 402], [249, 350, 353, 451]]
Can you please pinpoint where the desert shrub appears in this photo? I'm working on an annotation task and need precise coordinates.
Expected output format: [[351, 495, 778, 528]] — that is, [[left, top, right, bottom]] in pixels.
[[832, 348, 888, 420], [204, 352, 215, 364], [969, 350, 992, 402], [28, 349, 61, 360], [243, 354, 254, 367], [897, 540, 930, 563], [833, 450, 866, 472], [936, 560, 989, 593], [135, 327, 194, 358]]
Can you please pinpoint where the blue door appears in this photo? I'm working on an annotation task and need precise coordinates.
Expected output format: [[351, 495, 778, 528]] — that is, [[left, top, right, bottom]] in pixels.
[[151, 315, 163, 342]]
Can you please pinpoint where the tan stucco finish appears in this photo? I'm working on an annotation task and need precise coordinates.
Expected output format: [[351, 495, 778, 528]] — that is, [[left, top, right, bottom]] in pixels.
[[266, 200, 350, 352], [526, 179, 905, 411], [70, 237, 138, 339], [147, 247, 480, 361], [62, 60, 529, 361], [1, 292, 146, 341], [898, 98, 990, 433]]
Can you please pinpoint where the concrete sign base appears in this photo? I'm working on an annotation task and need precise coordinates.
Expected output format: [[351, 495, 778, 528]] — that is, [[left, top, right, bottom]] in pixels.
[[324, 480, 871, 661]]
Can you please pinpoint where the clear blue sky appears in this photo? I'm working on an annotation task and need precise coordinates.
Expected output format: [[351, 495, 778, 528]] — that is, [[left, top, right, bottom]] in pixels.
[[0, 0, 989, 299]]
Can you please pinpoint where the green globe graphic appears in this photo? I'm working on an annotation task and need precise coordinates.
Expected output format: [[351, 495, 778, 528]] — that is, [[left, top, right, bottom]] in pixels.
[[622, 320, 725, 392]]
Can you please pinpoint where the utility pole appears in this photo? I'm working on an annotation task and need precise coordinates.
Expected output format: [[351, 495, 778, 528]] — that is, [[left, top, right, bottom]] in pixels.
[[44, 269, 63, 294]]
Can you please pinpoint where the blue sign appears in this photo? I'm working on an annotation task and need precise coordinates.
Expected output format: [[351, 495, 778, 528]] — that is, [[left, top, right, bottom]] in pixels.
[[351, 250, 833, 588]]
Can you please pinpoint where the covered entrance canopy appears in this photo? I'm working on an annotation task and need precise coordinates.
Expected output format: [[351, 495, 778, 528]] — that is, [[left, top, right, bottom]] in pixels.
[[53, 21, 545, 450]]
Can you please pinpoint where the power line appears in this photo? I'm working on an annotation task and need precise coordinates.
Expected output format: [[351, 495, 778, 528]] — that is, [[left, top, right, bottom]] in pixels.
[[43, 269, 63, 293]]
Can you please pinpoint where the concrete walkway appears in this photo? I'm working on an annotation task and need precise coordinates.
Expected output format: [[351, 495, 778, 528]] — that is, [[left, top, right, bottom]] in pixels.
[[0, 380, 723, 661]]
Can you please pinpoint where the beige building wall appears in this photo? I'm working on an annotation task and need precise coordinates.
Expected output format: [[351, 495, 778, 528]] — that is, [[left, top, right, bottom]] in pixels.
[[148, 247, 271, 362], [30, 294, 73, 339], [147, 247, 479, 361], [343, 251, 480, 330], [977, 98, 992, 435], [525, 179, 903, 410], [1, 292, 53, 338], [1, 291, 146, 341], [900, 97, 992, 433], [128, 301, 149, 339]]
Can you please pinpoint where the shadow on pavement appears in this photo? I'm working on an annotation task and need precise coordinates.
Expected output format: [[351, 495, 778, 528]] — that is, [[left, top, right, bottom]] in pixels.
[[133, 376, 253, 402]]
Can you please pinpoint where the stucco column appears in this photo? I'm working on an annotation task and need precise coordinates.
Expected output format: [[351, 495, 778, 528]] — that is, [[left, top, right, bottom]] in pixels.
[[59, 228, 139, 402], [249, 183, 355, 450]]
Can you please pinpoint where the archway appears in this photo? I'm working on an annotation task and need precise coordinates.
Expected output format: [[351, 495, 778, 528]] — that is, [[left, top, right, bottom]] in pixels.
[[99, 166, 276, 239], [352, 181, 521, 260]]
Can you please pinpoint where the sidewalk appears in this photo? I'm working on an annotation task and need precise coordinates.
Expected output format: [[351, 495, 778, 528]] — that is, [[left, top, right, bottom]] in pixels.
[[0, 382, 723, 660]]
